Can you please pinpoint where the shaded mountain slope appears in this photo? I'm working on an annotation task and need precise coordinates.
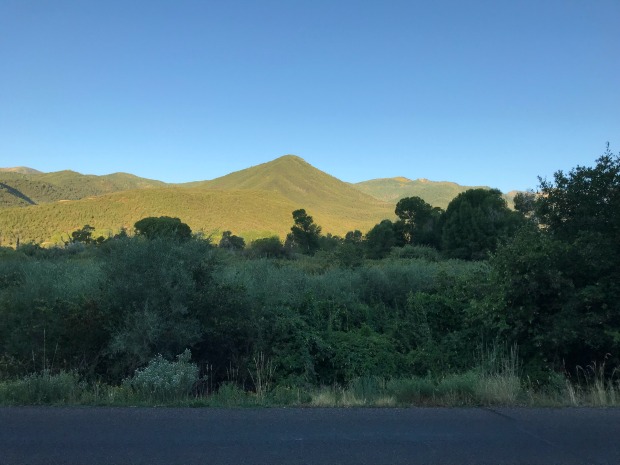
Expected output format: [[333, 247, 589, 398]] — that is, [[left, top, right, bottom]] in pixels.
[[353, 177, 491, 210], [0, 170, 165, 208]]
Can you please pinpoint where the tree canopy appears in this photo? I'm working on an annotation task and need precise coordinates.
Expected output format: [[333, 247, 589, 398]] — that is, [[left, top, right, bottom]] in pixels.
[[218, 231, 245, 251], [488, 146, 620, 373], [287, 209, 322, 255], [394, 196, 443, 247], [134, 216, 192, 241], [441, 188, 520, 260]]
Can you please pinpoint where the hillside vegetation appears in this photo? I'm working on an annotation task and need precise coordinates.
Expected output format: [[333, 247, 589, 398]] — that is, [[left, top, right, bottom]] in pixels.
[[188, 155, 392, 215], [1, 155, 521, 245], [0, 188, 296, 246], [0, 156, 394, 245], [0, 170, 165, 208], [353, 177, 519, 209]]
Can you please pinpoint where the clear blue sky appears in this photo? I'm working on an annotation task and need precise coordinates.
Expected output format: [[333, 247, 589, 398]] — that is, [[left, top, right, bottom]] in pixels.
[[1, 0, 618, 193]]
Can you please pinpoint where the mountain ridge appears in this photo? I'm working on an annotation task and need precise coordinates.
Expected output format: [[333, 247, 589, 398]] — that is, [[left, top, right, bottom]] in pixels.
[[0, 155, 394, 246], [354, 177, 514, 209], [0, 156, 518, 246]]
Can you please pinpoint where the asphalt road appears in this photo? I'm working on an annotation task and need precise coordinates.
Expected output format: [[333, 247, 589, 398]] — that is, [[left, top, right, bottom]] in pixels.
[[1, 407, 619, 465]]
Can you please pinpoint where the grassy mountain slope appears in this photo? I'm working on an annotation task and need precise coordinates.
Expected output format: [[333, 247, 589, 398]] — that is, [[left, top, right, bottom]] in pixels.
[[0, 170, 165, 208], [186, 154, 394, 228], [353, 177, 514, 209], [189, 155, 388, 206], [0, 187, 298, 246], [0, 157, 394, 246], [4, 156, 525, 246]]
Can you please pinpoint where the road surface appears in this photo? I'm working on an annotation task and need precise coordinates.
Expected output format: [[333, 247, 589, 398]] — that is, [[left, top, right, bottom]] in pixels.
[[1, 407, 619, 464]]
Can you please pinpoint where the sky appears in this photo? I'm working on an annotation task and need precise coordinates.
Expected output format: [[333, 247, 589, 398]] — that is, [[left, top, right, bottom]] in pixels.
[[1, 0, 619, 193]]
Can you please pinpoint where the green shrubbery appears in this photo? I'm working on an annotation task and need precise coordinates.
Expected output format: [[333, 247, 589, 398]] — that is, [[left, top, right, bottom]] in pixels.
[[0, 370, 84, 405], [122, 350, 199, 403], [0, 149, 618, 407]]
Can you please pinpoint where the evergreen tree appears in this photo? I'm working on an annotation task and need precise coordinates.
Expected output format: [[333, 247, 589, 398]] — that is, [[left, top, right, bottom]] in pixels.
[[286, 209, 322, 255], [441, 189, 520, 260]]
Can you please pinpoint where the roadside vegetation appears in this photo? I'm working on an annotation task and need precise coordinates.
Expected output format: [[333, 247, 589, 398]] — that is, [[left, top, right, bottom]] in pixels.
[[0, 147, 619, 407]]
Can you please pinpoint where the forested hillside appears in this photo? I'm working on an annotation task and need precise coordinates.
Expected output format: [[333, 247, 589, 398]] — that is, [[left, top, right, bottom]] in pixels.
[[0, 169, 164, 208], [354, 177, 517, 209]]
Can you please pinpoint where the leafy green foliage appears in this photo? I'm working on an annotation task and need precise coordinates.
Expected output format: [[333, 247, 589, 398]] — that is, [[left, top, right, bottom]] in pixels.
[[365, 220, 397, 259], [100, 237, 212, 377], [0, 169, 164, 208], [442, 188, 521, 260], [354, 177, 513, 209], [486, 147, 620, 375], [287, 209, 322, 255], [247, 236, 288, 258], [134, 216, 192, 241], [1, 148, 618, 402], [122, 350, 199, 403], [218, 231, 245, 250], [0, 370, 84, 405], [394, 196, 443, 247]]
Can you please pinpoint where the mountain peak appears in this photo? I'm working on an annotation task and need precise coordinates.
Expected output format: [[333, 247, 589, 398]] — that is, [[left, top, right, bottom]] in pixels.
[[271, 154, 308, 164]]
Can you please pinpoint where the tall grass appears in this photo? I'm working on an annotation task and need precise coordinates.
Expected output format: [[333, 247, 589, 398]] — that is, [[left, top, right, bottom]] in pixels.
[[1, 348, 618, 407], [0, 370, 84, 405]]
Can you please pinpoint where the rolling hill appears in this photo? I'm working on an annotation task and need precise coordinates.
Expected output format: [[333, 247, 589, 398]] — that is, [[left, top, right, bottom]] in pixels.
[[0, 156, 518, 247], [353, 177, 491, 209], [0, 169, 165, 208], [353, 177, 516, 209], [187, 155, 392, 219], [0, 167, 42, 174], [0, 156, 394, 246]]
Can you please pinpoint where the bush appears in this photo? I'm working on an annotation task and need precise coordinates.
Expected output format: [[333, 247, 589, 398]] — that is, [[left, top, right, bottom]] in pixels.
[[0, 370, 84, 405], [386, 377, 435, 404], [389, 245, 440, 261], [209, 382, 253, 407], [122, 350, 199, 403]]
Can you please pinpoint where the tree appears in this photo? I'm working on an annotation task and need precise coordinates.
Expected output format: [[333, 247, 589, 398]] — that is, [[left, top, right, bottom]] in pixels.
[[219, 231, 245, 251], [286, 209, 322, 255], [394, 196, 443, 247], [441, 189, 520, 260], [513, 191, 537, 221], [344, 230, 363, 244], [247, 236, 288, 258], [365, 219, 396, 259], [134, 217, 192, 241], [487, 146, 620, 376], [537, 144, 620, 243], [71, 225, 95, 244]]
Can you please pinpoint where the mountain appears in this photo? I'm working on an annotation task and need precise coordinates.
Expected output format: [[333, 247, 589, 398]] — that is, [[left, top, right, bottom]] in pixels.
[[0, 156, 394, 246], [188, 155, 391, 218], [0, 169, 165, 208], [0, 156, 519, 247], [0, 187, 301, 246], [353, 177, 513, 209], [0, 167, 42, 174]]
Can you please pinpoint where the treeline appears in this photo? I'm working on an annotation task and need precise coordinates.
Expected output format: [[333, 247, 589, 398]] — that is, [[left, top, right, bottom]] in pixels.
[[0, 148, 619, 396]]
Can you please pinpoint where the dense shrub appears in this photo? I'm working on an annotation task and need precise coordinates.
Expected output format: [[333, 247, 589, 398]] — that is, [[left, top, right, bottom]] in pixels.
[[122, 350, 199, 403]]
